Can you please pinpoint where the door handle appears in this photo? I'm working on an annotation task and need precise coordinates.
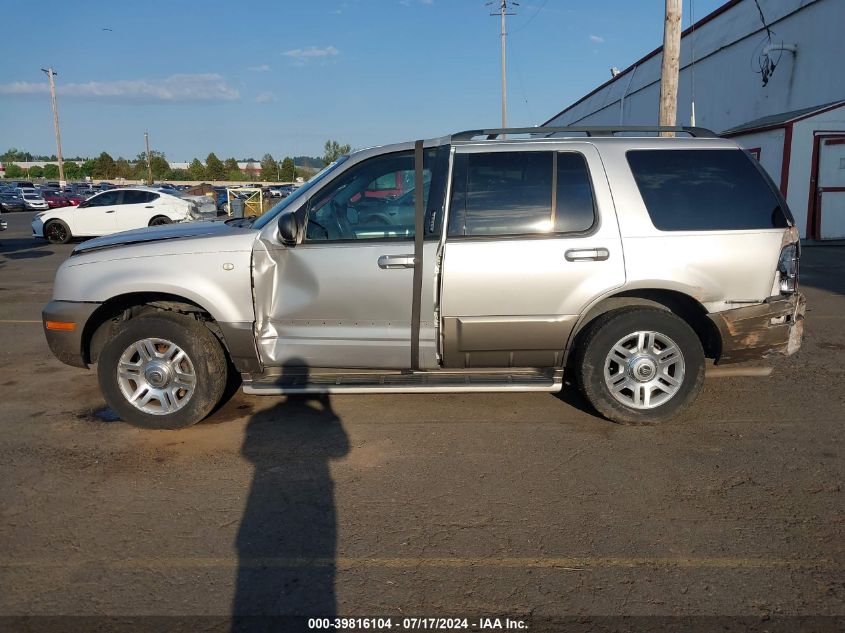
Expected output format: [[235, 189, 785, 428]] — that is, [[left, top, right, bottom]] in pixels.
[[144, 205, 154, 208], [378, 254, 416, 269], [565, 247, 609, 262], [105, 210, 115, 213]]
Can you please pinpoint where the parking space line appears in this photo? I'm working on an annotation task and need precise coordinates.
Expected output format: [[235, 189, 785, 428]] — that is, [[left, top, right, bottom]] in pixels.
[[0, 556, 837, 571]]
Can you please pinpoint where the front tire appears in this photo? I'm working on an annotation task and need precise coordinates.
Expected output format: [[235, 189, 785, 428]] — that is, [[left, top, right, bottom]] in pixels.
[[577, 308, 705, 424], [44, 219, 71, 244], [97, 312, 228, 429]]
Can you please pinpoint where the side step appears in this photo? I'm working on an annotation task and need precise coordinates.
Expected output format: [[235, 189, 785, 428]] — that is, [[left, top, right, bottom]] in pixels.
[[242, 368, 562, 395]]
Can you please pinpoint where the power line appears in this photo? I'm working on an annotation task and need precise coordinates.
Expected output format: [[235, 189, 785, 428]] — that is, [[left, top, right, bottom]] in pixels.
[[511, 0, 548, 34]]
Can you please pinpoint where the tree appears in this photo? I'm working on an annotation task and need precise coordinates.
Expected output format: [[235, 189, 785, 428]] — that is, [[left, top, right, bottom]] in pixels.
[[28, 165, 44, 178], [4, 163, 24, 178], [205, 153, 225, 180], [64, 162, 81, 180], [80, 160, 96, 178], [114, 158, 133, 179], [167, 168, 189, 180], [224, 158, 241, 180], [260, 153, 278, 181], [1, 148, 34, 162], [322, 140, 351, 165], [133, 151, 170, 181], [187, 159, 205, 180], [92, 152, 116, 179], [279, 156, 296, 182], [43, 163, 60, 179], [245, 161, 257, 181]]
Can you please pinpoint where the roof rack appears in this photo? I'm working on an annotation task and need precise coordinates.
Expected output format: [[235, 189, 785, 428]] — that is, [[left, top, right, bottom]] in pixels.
[[451, 125, 719, 141]]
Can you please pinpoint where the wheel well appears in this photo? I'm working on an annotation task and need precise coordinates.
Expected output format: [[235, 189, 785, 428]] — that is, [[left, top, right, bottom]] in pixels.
[[82, 292, 225, 365], [148, 215, 171, 226], [565, 289, 720, 367]]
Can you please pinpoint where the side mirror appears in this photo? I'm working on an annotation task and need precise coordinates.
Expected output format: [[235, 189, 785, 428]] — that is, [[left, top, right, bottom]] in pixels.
[[277, 210, 300, 246]]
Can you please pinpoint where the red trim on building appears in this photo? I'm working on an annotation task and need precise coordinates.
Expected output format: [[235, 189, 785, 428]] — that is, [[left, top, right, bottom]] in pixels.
[[746, 147, 761, 160], [780, 124, 793, 198], [807, 133, 845, 239]]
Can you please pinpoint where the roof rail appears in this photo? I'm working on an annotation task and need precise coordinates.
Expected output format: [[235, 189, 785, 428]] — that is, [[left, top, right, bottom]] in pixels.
[[451, 126, 719, 141]]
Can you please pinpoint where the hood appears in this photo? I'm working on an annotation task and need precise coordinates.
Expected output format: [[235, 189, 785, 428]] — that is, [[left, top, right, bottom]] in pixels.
[[72, 219, 250, 255]]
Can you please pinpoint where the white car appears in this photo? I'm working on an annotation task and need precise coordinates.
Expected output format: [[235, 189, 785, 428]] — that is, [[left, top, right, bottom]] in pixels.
[[32, 187, 201, 244], [20, 190, 49, 211]]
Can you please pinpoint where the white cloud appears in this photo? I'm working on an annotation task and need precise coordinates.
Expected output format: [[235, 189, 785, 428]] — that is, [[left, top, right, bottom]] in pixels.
[[589, 34, 605, 44], [248, 64, 271, 72], [0, 73, 240, 102], [255, 92, 276, 103], [420, 0, 433, 4], [283, 45, 339, 59]]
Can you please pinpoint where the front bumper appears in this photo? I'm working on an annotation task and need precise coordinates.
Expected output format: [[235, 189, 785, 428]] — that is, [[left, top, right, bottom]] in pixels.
[[42, 300, 102, 368], [709, 293, 806, 364]]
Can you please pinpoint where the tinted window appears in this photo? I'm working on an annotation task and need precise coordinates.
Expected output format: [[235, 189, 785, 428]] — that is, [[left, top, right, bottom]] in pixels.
[[87, 191, 121, 207], [448, 151, 595, 236], [554, 153, 595, 233], [305, 150, 436, 242], [122, 190, 150, 204], [627, 149, 788, 231]]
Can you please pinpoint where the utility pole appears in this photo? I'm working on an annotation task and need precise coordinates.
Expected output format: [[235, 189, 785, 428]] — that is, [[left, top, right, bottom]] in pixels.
[[144, 131, 153, 185], [40, 67, 65, 184], [658, 0, 682, 136], [489, 0, 517, 128]]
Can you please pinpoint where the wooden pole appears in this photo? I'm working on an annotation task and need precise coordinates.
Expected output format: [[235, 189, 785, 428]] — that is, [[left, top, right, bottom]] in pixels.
[[144, 132, 153, 185], [42, 68, 65, 183], [658, 0, 682, 136]]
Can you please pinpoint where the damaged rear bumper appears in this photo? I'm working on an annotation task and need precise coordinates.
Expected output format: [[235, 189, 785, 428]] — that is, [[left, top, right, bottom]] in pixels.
[[709, 293, 806, 364]]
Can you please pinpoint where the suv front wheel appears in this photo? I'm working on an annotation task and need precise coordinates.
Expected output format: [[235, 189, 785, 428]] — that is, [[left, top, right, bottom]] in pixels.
[[97, 312, 228, 429], [577, 308, 705, 424]]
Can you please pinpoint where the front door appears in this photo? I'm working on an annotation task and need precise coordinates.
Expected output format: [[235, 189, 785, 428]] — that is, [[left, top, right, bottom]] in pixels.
[[253, 147, 447, 369], [813, 135, 845, 239], [72, 190, 121, 235], [440, 144, 625, 368]]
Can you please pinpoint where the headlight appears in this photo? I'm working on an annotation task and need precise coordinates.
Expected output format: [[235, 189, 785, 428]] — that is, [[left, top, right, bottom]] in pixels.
[[777, 243, 799, 294]]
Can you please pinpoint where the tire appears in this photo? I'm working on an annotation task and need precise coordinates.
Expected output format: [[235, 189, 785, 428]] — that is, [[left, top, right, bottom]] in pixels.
[[576, 307, 705, 425], [44, 219, 72, 244], [97, 312, 228, 429], [149, 215, 172, 226]]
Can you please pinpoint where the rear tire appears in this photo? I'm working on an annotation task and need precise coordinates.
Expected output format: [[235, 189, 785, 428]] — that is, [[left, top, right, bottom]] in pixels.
[[149, 216, 172, 226], [44, 219, 71, 244], [97, 312, 228, 429], [576, 307, 705, 425]]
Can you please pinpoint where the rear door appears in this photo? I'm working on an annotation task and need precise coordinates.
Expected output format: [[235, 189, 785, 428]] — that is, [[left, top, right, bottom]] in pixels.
[[72, 190, 121, 235], [117, 190, 160, 230], [440, 143, 625, 368]]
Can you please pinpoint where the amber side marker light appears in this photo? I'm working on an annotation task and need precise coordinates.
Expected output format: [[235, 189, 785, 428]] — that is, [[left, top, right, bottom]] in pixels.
[[45, 321, 76, 331]]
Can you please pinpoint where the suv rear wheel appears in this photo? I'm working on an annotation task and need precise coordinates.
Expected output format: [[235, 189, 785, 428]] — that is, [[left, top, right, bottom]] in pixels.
[[577, 308, 705, 424], [97, 312, 228, 429]]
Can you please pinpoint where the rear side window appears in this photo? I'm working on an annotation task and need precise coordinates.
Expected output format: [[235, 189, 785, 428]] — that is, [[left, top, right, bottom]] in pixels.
[[448, 151, 595, 236], [627, 149, 788, 230]]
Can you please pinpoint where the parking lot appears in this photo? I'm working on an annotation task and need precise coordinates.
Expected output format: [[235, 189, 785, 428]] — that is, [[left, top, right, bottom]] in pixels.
[[0, 211, 843, 626]]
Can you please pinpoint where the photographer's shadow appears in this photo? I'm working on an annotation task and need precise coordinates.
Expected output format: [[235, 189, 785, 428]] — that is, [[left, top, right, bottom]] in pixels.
[[233, 361, 349, 621]]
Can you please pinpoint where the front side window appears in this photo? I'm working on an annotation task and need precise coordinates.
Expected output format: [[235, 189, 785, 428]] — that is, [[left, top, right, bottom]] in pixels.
[[86, 191, 121, 207], [305, 150, 436, 242], [448, 151, 595, 237], [626, 149, 788, 231]]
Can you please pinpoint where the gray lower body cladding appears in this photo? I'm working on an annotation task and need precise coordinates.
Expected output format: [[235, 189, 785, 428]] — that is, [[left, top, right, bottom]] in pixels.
[[42, 300, 102, 368]]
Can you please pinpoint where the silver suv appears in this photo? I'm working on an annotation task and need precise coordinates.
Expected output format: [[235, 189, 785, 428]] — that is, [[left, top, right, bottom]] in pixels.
[[42, 126, 805, 429]]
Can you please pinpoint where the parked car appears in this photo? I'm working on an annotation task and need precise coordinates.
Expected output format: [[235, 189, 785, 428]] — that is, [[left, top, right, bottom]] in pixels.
[[32, 187, 201, 244], [0, 192, 25, 212], [0, 208, 7, 232], [43, 190, 71, 209], [41, 126, 805, 429], [21, 191, 49, 210]]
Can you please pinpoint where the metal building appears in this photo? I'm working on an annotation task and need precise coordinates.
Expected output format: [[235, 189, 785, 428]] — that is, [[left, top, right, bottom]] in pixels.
[[543, 0, 845, 240]]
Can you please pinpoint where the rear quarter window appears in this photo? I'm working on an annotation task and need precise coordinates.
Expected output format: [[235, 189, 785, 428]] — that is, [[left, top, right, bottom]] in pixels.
[[626, 149, 788, 231]]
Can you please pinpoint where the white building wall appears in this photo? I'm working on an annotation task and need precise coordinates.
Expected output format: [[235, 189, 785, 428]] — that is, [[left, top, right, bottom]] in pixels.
[[546, 0, 844, 134], [732, 129, 786, 187]]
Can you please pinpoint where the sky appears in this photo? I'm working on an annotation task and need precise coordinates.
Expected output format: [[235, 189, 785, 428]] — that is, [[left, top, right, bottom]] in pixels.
[[0, 0, 726, 162]]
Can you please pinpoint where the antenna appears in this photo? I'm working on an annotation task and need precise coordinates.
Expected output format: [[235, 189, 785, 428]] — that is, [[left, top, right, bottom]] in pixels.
[[486, 0, 518, 128]]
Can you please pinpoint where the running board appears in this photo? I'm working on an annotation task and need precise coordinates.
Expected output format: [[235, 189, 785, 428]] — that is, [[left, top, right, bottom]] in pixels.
[[242, 369, 562, 395]]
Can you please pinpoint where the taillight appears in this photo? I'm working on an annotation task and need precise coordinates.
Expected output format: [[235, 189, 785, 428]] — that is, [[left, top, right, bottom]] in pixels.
[[777, 243, 799, 294]]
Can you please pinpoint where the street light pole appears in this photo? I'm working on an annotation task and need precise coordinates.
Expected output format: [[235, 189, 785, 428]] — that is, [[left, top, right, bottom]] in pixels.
[[144, 131, 153, 185], [41, 67, 65, 184]]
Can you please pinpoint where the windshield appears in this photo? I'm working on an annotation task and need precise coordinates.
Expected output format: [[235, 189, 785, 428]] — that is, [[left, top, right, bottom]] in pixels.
[[252, 156, 349, 229], [23, 194, 40, 200]]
